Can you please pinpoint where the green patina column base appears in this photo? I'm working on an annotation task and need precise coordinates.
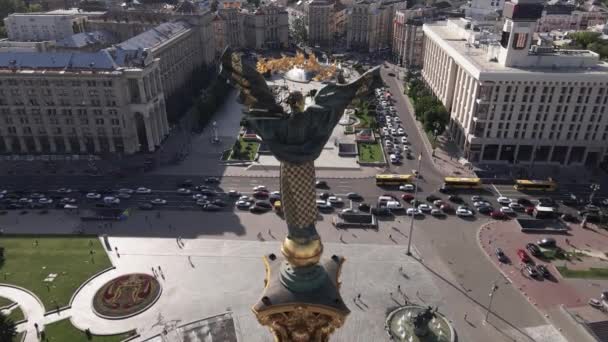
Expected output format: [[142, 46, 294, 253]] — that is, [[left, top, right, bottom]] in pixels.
[[280, 262, 327, 293]]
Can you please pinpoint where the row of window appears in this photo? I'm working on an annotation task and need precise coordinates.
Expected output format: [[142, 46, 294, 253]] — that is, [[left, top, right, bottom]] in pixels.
[[0, 79, 114, 87], [5, 126, 122, 136], [487, 110, 606, 123], [4, 117, 121, 126], [1, 108, 120, 117], [0, 99, 118, 107], [488, 130, 607, 141]]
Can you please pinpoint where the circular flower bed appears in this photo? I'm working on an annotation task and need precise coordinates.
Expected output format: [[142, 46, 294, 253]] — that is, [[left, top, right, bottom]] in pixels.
[[92, 273, 161, 319]]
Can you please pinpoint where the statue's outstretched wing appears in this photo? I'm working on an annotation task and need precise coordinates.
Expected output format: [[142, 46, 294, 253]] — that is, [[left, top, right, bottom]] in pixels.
[[312, 66, 381, 117], [219, 47, 284, 116]]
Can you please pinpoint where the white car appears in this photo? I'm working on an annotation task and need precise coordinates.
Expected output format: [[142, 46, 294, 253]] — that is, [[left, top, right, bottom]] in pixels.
[[500, 206, 514, 214], [118, 188, 134, 194], [236, 200, 251, 209], [228, 190, 241, 197], [103, 196, 120, 205], [38, 198, 53, 204], [86, 192, 101, 199], [382, 127, 389, 135], [327, 196, 343, 205], [389, 106, 396, 112], [401, 137, 408, 144], [509, 202, 524, 211], [385, 141, 393, 147], [386, 122, 394, 129], [431, 208, 445, 217], [403, 146, 410, 152], [385, 116, 393, 122], [418, 203, 432, 212], [497, 196, 511, 205], [456, 207, 474, 217], [19, 198, 32, 204], [63, 204, 78, 210], [397, 128, 405, 135], [150, 198, 167, 205], [136, 187, 152, 194], [253, 185, 268, 192], [471, 195, 483, 202], [196, 199, 210, 206], [406, 208, 423, 216], [473, 201, 491, 208], [239, 195, 251, 202], [177, 188, 192, 195], [390, 154, 400, 164], [390, 128, 397, 135], [394, 117, 401, 123], [399, 184, 415, 192], [193, 193, 207, 200]]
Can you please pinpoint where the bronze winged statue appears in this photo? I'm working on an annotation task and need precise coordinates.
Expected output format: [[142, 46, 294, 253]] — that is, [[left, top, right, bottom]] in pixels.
[[220, 47, 381, 341]]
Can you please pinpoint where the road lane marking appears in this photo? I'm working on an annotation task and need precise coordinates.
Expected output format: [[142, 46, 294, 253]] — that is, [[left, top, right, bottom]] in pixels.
[[492, 184, 502, 197]]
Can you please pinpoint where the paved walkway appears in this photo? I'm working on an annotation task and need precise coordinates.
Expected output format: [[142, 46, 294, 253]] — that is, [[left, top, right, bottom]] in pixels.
[[0, 284, 71, 342]]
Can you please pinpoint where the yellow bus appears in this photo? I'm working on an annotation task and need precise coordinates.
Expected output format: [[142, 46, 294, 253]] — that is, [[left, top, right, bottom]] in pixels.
[[375, 174, 413, 186], [443, 177, 482, 189], [514, 179, 557, 191]]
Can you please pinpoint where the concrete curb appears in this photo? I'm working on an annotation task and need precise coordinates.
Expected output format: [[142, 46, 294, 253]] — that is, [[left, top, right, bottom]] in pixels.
[[68, 265, 116, 308], [0, 301, 17, 311], [558, 304, 599, 342]]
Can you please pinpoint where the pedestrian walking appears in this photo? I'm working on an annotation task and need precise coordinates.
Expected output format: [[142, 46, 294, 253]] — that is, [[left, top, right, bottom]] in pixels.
[[464, 313, 468, 322], [398, 266, 403, 273], [389, 234, 393, 240], [357, 293, 361, 300], [397, 285, 401, 292]]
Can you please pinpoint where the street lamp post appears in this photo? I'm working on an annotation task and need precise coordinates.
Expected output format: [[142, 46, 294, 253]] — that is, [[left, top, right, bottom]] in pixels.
[[589, 183, 600, 204], [484, 282, 499, 323], [406, 153, 423, 256]]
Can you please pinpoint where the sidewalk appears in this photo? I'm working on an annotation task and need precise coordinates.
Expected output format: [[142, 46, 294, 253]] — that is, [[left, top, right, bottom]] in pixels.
[[386, 65, 476, 178]]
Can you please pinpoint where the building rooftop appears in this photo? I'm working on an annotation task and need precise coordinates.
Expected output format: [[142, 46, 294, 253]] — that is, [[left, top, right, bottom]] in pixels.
[[0, 51, 118, 71], [117, 21, 191, 51], [423, 20, 608, 79], [55, 31, 117, 49]]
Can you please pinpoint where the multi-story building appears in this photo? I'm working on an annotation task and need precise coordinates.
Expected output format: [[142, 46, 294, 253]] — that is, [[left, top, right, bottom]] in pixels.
[[308, 0, 335, 48], [422, 0, 608, 166], [465, 0, 505, 21], [392, 6, 436, 68], [4, 10, 88, 42], [347, 0, 406, 53], [117, 21, 204, 99], [0, 50, 168, 154], [537, 4, 608, 33], [242, 5, 289, 49]]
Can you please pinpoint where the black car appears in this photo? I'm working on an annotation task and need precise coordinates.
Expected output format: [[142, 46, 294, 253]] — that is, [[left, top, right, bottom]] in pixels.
[[212, 199, 227, 207], [448, 195, 463, 203], [495, 248, 508, 263], [6, 203, 23, 210], [347, 192, 363, 201], [438, 186, 450, 194], [561, 195, 579, 207], [526, 243, 542, 257], [254, 201, 273, 210], [536, 237, 556, 248], [561, 213, 579, 223], [371, 207, 392, 216], [200, 189, 217, 196], [358, 203, 371, 212], [201, 204, 222, 211], [139, 203, 154, 210], [204, 177, 220, 183], [319, 192, 333, 200], [517, 198, 533, 207], [179, 179, 194, 187], [478, 206, 493, 214], [536, 264, 550, 278], [538, 197, 555, 207], [315, 180, 329, 189], [426, 194, 440, 203]]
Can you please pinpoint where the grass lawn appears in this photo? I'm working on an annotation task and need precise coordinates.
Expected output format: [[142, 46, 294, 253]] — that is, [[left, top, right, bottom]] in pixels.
[[358, 142, 384, 163], [44, 318, 135, 342], [13, 332, 24, 342], [0, 236, 112, 311], [556, 266, 608, 279], [0, 296, 14, 308], [354, 105, 376, 129], [229, 137, 260, 161], [7, 305, 24, 322]]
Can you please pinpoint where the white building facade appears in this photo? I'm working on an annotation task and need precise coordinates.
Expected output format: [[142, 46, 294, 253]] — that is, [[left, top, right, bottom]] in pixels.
[[4, 12, 88, 42], [422, 0, 608, 166]]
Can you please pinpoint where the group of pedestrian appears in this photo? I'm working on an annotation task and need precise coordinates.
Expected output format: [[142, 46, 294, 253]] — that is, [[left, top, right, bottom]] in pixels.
[[176, 236, 185, 248], [152, 265, 165, 280]]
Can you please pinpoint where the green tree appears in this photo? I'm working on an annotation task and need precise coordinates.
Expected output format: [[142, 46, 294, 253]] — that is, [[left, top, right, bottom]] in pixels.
[[0, 312, 17, 342], [232, 140, 242, 159], [290, 16, 308, 46], [569, 31, 602, 48], [423, 106, 449, 135], [414, 96, 436, 120]]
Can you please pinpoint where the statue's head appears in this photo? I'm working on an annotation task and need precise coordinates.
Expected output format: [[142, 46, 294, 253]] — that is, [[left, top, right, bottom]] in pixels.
[[286, 91, 305, 113]]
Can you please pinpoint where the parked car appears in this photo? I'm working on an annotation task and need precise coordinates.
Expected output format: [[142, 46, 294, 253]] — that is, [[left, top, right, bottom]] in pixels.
[[418, 203, 432, 212], [536, 237, 556, 248], [509, 202, 524, 211], [150, 198, 167, 205], [320, 192, 333, 200], [525, 264, 539, 277], [471, 195, 484, 202], [456, 207, 473, 217], [253, 191, 269, 199], [478, 206, 493, 214], [316, 200, 333, 211], [495, 248, 508, 263], [136, 187, 152, 194], [315, 180, 329, 189], [358, 203, 371, 212], [561, 213, 579, 223], [406, 208, 423, 216], [386, 201, 404, 211], [118, 188, 134, 194], [517, 249, 531, 263], [517, 198, 533, 207], [205, 177, 220, 183], [433, 200, 445, 207], [347, 192, 363, 200], [177, 188, 192, 195], [401, 194, 414, 202], [536, 264, 550, 278], [526, 243, 542, 257], [179, 179, 194, 187], [538, 197, 556, 207], [236, 200, 252, 209], [440, 204, 454, 213], [201, 204, 222, 212], [426, 195, 440, 203], [490, 211, 508, 220], [228, 190, 241, 197], [448, 195, 463, 203], [103, 196, 120, 205], [327, 196, 344, 206], [253, 185, 268, 192], [86, 193, 101, 199], [430, 209, 445, 217], [372, 207, 392, 216], [497, 196, 511, 205], [500, 206, 515, 214]]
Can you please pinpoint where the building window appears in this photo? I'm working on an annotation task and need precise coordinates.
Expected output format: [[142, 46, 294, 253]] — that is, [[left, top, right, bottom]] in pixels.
[[95, 118, 104, 125]]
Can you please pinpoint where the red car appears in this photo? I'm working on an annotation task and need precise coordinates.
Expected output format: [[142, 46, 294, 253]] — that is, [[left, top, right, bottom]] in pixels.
[[401, 194, 414, 202], [490, 211, 508, 220], [253, 191, 269, 199], [440, 204, 454, 213], [525, 206, 535, 215], [517, 249, 531, 263]]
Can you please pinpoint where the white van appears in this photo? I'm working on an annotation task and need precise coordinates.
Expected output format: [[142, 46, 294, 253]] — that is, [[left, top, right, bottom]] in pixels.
[[386, 201, 404, 210]]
